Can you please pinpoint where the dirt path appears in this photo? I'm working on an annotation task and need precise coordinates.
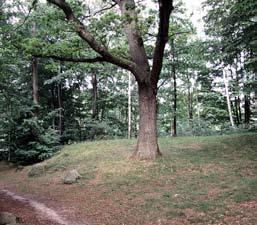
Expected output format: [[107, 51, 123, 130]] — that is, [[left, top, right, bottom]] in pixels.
[[0, 190, 87, 225]]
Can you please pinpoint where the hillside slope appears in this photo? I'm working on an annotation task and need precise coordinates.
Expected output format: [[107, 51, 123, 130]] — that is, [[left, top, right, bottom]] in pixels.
[[1, 133, 257, 225]]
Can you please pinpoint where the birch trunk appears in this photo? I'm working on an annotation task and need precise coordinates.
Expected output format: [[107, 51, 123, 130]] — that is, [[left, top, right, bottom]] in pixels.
[[223, 70, 235, 128]]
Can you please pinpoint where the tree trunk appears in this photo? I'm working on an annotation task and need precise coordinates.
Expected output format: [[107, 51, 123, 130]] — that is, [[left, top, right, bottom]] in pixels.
[[91, 73, 98, 120], [244, 95, 251, 124], [128, 73, 132, 139], [238, 97, 242, 123], [223, 70, 235, 128], [187, 87, 193, 121], [51, 85, 56, 129], [186, 74, 193, 123], [131, 82, 161, 160], [32, 56, 39, 105], [172, 71, 177, 137], [31, 22, 39, 110], [255, 90, 257, 115], [254, 72, 257, 120], [57, 62, 64, 135], [57, 83, 63, 135], [170, 39, 177, 137], [234, 97, 240, 125]]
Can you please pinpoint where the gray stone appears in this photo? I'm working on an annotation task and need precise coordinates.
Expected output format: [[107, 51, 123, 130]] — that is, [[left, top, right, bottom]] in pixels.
[[28, 164, 45, 177], [63, 169, 81, 184], [0, 212, 17, 225]]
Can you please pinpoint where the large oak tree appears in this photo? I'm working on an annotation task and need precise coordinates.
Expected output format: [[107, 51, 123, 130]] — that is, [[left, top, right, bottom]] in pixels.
[[42, 0, 173, 160]]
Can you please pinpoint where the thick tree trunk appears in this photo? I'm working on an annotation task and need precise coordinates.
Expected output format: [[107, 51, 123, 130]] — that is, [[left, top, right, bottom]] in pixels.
[[131, 83, 161, 160]]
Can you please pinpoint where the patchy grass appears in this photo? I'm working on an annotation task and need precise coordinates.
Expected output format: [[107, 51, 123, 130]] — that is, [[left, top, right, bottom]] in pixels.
[[1, 133, 257, 225]]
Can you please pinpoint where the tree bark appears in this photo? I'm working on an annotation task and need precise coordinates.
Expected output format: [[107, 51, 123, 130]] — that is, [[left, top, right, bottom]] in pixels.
[[51, 85, 56, 129], [91, 73, 98, 120], [57, 83, 63, 135], [131, 82, 161, 160], [234, 97, 240, 125], [128, 73, 132, 139], [56, 62, 64, 135], [172, 68, 177, 137], [238, 97, 242, 123], [254, 73, 257, 121], [244, 95, 251, 124], [170, 38, 177, 137], [255, 91, 257, 117], [31, 22, 39, 110], [32, 56, 39, 106], [223, 70, 235, 128], [186, 75, 193, 122]]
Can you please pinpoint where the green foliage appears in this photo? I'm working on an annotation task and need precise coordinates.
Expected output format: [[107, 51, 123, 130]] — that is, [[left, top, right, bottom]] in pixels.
[[6, 107, 60, 165]]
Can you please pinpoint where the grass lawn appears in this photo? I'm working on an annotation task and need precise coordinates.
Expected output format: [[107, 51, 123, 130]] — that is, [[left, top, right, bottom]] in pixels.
[[1, 133, 257, 224]]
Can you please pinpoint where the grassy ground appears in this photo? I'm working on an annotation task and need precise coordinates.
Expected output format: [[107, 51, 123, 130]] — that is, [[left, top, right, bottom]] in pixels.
[[1, 133, 257, 225]]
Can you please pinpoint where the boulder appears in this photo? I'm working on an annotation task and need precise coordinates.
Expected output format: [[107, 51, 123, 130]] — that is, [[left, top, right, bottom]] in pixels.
[[0, 212, 18, 225], [28, 164, 45, 177], [63, 169, 81, 184]]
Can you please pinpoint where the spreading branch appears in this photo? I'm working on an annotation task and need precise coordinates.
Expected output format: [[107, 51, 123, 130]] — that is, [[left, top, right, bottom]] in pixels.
[[33, 54, 105, 63], [118, 0, 150, 81], [47, 0, 136, 73]]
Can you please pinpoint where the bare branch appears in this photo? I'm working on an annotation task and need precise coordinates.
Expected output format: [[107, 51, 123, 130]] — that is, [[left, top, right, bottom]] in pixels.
[[83, 2, 117, 19], [157, 77, 170, 90], [12, 0, 38, 31], [170, 31, 191, 38], [112, 0, 121, 4]]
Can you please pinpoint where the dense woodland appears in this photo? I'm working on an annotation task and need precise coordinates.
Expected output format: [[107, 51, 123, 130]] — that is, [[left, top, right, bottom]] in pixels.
[[0, 0, 256, 164]]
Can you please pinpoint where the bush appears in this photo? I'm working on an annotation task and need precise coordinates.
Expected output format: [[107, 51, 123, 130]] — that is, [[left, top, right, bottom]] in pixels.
[[4, 108, 60, 165]]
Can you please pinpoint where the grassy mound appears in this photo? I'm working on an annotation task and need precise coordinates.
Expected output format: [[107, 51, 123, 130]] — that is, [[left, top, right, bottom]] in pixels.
[[1, 133, 257, 224]]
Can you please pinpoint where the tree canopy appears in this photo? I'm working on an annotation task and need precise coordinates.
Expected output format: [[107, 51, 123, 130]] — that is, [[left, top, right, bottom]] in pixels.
[[0, 0, 256, 164]]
